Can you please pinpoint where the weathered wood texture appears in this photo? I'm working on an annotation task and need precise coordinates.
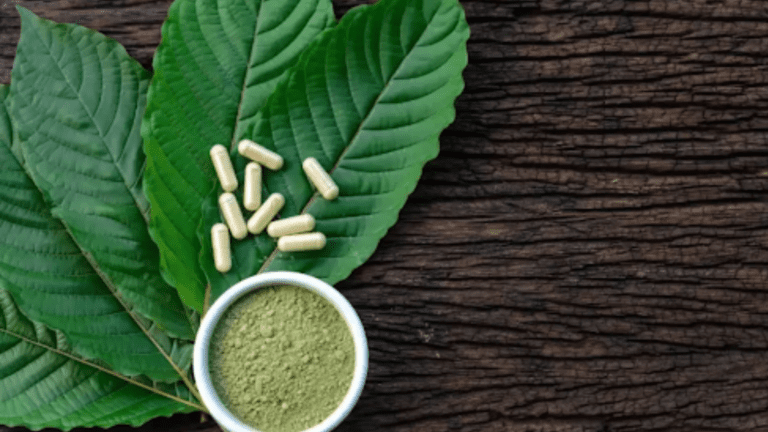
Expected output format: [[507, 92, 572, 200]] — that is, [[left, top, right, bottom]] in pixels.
[[3, 0, 768, 431]]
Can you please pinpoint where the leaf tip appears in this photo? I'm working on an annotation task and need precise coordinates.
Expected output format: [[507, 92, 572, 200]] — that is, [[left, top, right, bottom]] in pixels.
[[15, 5, 36, 23], [14, 5, 50, 39]]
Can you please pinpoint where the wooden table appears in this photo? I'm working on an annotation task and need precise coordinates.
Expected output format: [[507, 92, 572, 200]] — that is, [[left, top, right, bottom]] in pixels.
[[3, 1, 768, 431]]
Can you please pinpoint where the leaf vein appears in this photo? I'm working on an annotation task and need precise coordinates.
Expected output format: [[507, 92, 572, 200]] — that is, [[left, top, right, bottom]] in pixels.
[[25, 21, 149, 226], [0, 326, 204, 411], [258, 3, 442, 273]]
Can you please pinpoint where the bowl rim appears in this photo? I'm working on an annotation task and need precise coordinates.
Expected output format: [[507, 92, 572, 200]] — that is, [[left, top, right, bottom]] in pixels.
[[193, 271, 369, 432]]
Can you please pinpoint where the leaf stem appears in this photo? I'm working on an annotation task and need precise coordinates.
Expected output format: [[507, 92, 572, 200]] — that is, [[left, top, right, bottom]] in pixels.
[[183, 303, 200, 336], [203, 283, 212, 317]]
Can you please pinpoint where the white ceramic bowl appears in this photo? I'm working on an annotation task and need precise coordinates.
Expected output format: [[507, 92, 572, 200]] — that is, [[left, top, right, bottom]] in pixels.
[[193, 271, 369, 432]]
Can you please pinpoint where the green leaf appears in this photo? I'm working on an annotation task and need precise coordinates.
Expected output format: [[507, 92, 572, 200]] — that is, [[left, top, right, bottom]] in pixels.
[[142, 0, 336, 312], [198, 0, 469, 302], [0, 288, 201, 430], [0, 85, 195, 387], [8, 6, 195, 340]]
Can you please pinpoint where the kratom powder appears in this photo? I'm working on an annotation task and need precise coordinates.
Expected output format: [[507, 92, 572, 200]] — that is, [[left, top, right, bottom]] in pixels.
[[209, 285, 355, 432]]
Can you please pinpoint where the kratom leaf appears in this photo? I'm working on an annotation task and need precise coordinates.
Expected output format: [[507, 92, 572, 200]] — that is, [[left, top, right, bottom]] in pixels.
[[198, 0, 469, 303], [0, 288, 201, 430], [0, 85, 195, 386], [8, 6, 195, 340], [142, 0, 336, 312]]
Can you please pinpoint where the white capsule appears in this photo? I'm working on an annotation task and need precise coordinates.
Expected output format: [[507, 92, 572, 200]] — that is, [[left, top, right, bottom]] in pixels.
[[243, 162, 261, 211], [238, 139, 284, 171], [218, 193, 247, 240], [211, 223, 231, 273], [302, 157, 339, 200], [247, 193, 285, 234], [210, 144, 238, 192], [277, 232, 326, 252], [267, 214, 315, 238]]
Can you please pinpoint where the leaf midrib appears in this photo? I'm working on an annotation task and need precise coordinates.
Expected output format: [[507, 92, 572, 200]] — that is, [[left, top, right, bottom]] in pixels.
[[228, 0, 267, 154], [0, 325, 205, 411], [257, 4, 441, 274], [202, 0, 268, 314]]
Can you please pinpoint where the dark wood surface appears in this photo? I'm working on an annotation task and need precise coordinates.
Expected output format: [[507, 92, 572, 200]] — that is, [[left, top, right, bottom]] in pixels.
[[3, 0, 768, 431]]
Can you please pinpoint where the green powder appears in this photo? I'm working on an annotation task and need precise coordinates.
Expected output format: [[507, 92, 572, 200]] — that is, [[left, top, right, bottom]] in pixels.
[[209, 285, 355, 432]]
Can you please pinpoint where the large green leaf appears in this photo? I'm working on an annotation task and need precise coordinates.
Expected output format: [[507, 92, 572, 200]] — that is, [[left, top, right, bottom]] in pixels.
[[198, 0, 469, 303], [8, 7, 195, 340], [0, 85, 194, 386], [0, 288, 201, 430], [142, 0, 336, 312]]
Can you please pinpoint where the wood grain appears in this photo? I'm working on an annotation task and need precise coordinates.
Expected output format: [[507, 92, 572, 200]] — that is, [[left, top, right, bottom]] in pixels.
[[3, 0, 768, 431]]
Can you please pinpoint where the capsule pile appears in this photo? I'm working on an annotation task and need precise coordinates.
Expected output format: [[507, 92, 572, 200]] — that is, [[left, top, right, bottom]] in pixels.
[[209, 140, 338, 273]]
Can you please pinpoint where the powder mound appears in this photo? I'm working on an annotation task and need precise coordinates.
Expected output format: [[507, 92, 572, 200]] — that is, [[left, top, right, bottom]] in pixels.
[[209, 285, 355, 432]]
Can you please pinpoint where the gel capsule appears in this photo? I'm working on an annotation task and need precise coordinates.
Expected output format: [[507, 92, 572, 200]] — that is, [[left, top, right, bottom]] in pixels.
[[211, 223, 231, 273], [210, 144, 238, 192], [302, 157, 339, 200], [243, 162, 261, 211], [247, 193, 285, 234], [238, 139, 284, 171], [267, 214, 315, 238], [219, 193, 247, 240], [277, 232, 326, 252]]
